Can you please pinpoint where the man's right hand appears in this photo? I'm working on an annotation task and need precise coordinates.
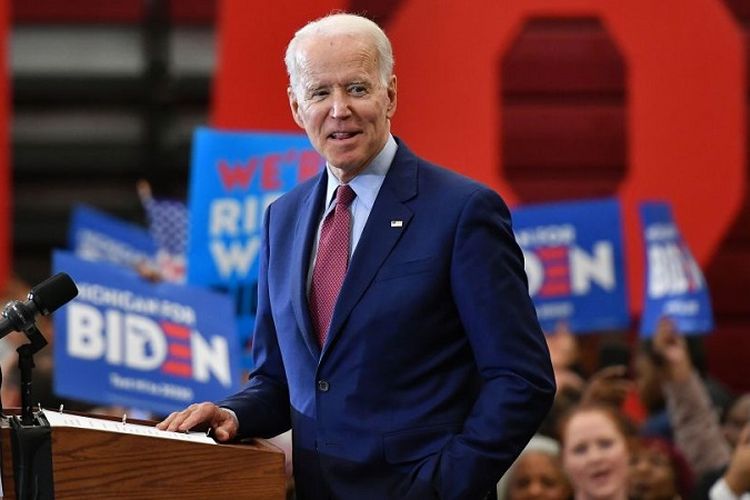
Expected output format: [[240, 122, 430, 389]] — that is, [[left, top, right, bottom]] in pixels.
[[156, 402, 239, 442]]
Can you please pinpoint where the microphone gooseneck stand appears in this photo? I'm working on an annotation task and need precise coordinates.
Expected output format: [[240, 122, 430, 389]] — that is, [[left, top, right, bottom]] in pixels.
[[1, 306, 55, 499], [17, 323, 48, 426], [0, 272, 78, 499], [1, 296, 50, 424]]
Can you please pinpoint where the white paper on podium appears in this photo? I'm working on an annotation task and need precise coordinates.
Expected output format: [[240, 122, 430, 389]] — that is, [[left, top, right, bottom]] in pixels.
[[43, 411, 217, 445]]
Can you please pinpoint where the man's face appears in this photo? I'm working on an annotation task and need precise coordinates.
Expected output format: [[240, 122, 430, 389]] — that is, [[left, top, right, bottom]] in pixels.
[[288, 34, 397, 183]]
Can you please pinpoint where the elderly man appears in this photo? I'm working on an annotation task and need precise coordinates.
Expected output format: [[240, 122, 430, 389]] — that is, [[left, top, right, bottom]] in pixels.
[[159, 13, 555, 499]]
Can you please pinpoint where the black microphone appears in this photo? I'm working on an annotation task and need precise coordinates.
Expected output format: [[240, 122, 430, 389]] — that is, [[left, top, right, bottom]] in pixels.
[[0, 272, 78, 338]]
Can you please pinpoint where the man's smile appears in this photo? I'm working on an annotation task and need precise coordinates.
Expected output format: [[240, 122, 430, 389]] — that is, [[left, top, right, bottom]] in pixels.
[[328, 130, 361, 140]]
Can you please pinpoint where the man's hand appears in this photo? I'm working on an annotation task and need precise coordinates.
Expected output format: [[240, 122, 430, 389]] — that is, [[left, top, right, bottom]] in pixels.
[[652, 317, 692, 382], [156, 402, 239, 442]]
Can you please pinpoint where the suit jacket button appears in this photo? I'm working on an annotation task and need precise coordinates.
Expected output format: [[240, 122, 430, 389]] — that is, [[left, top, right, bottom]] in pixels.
[[317, 380, 330, 392]]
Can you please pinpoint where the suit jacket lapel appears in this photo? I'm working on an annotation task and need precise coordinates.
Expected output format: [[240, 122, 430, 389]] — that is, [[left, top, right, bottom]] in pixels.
[[322, 144, 418, 358], [291, 172, 328, 359]]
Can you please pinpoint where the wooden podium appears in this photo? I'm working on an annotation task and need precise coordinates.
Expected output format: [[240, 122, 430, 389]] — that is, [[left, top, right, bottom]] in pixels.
[[0, 410, 286, 499]]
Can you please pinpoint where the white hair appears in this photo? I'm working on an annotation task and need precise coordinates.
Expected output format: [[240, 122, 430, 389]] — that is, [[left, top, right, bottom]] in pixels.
[[284, 13, 394, 98], [497, 435, 562, 500]]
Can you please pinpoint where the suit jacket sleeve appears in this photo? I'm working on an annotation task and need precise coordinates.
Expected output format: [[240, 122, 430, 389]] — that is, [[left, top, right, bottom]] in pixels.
[[423, 187, 556, 499], [217, 203, 291, 439]]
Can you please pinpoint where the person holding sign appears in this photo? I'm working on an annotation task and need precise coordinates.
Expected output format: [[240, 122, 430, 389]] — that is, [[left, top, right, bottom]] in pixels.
[[158, 13, 554, 499]]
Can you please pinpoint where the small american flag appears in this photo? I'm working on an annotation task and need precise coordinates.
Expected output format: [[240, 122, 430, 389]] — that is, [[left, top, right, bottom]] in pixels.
[[138, 181, 188, 283]]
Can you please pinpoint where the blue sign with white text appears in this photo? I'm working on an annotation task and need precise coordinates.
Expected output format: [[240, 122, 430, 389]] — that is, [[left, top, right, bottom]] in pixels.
[[52, 251, 241, 415], [639, 202, 714, 337], [187, 127, 323, 286], [512, 198, 629, 334], [68, 204, 156, 268], [187, 127, 324, 369]]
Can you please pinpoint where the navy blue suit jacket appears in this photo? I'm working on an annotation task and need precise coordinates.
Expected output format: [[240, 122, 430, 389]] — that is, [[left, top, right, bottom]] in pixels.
[[220, 140, 555, 499]]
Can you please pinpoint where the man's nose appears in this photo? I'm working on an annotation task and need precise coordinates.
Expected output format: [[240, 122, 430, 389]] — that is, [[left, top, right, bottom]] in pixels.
[[330, 90, 352, 119]]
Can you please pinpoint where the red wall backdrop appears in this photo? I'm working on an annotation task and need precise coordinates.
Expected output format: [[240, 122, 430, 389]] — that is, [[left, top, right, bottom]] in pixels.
[[211, 0, 750, 391], [11, 0, 215, 24], [0, 0, 10, 291]]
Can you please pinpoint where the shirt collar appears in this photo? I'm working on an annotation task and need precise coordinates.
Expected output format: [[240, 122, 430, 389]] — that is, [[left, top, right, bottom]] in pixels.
[[323, 134, 397, 211]]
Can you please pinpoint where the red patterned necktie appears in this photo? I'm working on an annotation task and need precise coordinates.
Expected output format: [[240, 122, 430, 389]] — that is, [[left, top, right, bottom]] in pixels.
[[309, 184, 356, 346]]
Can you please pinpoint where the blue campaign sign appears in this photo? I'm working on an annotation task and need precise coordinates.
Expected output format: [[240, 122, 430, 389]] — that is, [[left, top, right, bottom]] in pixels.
[[187, 127, 324, 370], [52, 250, 241, 415], [639, 202, 714, 337], [69, 204, 157, 268], [187, 127, 323, 286], [512, 198, 629, 334]]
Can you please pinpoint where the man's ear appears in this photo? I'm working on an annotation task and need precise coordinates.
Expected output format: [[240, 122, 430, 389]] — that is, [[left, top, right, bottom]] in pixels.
[[386, 75, 397, 119], [288, 87, 305, 129]]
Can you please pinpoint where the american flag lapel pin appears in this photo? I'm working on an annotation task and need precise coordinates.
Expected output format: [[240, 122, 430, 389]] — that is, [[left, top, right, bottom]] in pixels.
[[390, 220, 403, 228]]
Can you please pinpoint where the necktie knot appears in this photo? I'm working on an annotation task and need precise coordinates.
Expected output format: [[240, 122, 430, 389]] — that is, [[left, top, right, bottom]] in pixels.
[[335, 184, 356, 208]]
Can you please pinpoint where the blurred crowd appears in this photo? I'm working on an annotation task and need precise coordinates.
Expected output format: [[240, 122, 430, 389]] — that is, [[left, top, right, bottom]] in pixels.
[[500, 318, 750, 500]]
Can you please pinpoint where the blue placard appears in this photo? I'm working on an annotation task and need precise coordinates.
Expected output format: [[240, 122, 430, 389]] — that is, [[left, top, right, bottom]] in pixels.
[[639, 202, 714, 337], [69, 204, 157, 268], [52, 250, 241, 415], [187, 127, 323, 286], [186, 127, 324, 369], [512, 198, 629, 333]]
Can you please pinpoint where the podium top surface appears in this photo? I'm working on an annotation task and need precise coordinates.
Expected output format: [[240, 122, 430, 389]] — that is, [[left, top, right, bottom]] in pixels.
[[0, 409, 287, 499]]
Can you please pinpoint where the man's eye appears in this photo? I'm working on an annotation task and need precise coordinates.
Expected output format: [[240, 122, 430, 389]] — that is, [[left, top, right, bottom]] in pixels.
[[349, 85, 367, 95], [310, 90, 329, 99]]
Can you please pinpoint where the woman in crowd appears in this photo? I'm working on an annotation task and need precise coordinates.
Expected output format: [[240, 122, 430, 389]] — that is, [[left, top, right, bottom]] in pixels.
[[560, 403, 631, 500], [629, 435, 693, 499], [501, 435, 572, 500]]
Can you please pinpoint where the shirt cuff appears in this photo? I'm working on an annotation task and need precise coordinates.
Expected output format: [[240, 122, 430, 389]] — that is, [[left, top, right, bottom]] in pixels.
[[710, 477, 750, 500], [219, 406, 240, 428]]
